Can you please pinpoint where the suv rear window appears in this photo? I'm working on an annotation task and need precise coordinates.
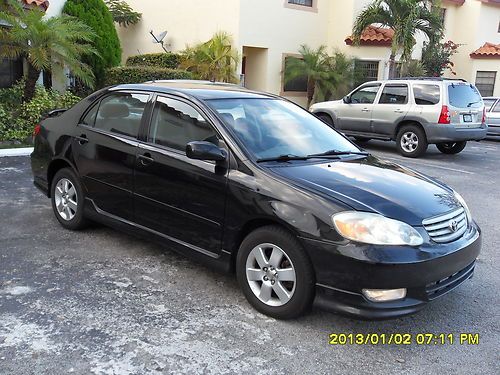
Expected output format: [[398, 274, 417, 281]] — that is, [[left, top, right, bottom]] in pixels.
[[448, 84, 482, 108], [413, 84, 440, 105]]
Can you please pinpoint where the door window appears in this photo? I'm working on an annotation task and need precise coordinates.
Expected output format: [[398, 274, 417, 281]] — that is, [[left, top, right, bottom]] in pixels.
[[350, 85, 381, 104], [379, 85, 408, 104], [94, 92, 149, 138], [149, 97, 218, 151]]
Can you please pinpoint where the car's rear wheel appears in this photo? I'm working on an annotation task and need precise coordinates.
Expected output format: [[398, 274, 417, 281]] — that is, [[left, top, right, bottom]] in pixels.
[[436, 141, 467, 154], [317, 113, 335, 128], [396, 125, 428, 158], [51, 168, 89, 230], [236, 226, 314, 319]]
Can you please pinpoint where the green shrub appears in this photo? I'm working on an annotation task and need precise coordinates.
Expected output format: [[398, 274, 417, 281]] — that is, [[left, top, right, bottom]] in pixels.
[[0, 86, 81, 143], [104, 66, 192, 86], [126, 53, 181, 69], [63, 0, 122, 86], [0, 79, 25, 111]]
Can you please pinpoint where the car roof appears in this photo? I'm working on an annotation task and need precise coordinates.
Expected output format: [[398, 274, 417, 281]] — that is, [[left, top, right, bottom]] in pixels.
[[361, 78, 470, 86], [110, 80, 274, 100]]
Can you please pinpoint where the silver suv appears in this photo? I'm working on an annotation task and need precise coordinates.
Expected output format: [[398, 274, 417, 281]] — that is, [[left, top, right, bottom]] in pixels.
[[310, 78, 488, 157]]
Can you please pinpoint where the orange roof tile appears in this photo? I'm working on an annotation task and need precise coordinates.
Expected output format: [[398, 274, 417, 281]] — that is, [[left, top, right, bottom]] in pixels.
[[23, 0, 50, 11], [470, 42, 500, 58], [345, 25, 394, 47]]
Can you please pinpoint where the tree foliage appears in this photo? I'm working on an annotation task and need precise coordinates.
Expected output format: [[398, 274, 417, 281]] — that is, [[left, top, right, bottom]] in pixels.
[[0, 0, 97, 101], [422, 39, 459, 77], [180, 32, 239, 83], [105, 0, 142, 27], [284, 45, 355, 107], [63, 0, 122, 86], [352, 0, 443, 78]]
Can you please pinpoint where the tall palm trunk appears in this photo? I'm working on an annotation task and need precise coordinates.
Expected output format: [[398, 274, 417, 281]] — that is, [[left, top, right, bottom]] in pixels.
[[306, 77, 315, 108], [24, 63, 41, 102], [388, 52, 397, 79]]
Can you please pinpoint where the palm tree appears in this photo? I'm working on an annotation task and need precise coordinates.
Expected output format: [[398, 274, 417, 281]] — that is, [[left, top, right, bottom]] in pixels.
[[284, 46, 355, 107], [352, 0, 442, 79], [180, 32, 239, 83], [0, 0, 98, 101]]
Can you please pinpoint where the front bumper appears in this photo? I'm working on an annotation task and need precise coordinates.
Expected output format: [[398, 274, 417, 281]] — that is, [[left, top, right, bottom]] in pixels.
[[425, 123, 487, 143], [304, 224, 481, 320]]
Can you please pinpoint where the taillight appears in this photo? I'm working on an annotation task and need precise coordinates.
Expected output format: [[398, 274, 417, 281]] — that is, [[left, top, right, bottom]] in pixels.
[[33, 124, 41, 136], [438, 105, 450, 124], [482, 107, 486, 124]]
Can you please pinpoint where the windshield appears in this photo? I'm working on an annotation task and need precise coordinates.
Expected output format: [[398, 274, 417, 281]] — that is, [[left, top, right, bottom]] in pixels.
[[205, 98, 359, 160], [448, 84, 483, 108]]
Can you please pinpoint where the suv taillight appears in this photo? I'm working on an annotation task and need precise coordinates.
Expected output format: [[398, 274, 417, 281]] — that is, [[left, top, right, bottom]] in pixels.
[[33, 124, 41, 136], [438, 105, 450, 124], [482, 107, 486, 124]]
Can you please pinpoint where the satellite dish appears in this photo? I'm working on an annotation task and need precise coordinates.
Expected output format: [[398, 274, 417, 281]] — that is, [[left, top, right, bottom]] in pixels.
[[150, 30, 169, 52]]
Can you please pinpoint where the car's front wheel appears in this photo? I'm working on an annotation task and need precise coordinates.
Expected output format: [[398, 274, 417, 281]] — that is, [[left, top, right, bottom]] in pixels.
[[317, 113, 335, 128], [436, 141, 467, 154], [396, 125, 428, 158], [51, 168, 89, 230], [236, 226, 315, 319]]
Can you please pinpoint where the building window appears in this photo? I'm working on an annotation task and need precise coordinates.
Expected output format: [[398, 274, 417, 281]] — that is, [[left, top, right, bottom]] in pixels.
[[283, 56, 308, 93], [354, 60, 379, 86], [288, 0, 313, 6], [0, 57, 23, 89], [475, 71, 496, 97]]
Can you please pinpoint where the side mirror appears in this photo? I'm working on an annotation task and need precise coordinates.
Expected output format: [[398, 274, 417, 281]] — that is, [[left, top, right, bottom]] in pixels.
[[186, 141, 227, 162], [343, 95, 351, 104]]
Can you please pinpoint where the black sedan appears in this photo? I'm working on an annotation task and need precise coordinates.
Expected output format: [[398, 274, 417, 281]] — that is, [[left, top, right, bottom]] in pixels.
[[31, 81, 481, 319]]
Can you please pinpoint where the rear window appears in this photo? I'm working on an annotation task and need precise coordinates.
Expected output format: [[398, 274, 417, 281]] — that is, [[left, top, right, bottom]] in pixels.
[[413, 84, 440, 105], [448, 84, 482, 108]]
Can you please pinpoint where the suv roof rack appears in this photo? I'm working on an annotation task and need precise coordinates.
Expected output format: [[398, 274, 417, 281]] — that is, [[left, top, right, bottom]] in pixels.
[[393, 77, 467, 82]]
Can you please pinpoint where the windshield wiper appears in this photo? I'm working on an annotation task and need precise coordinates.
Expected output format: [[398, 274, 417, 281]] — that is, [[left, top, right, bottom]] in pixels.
[[467, 101, 480, 107], [256, 154, 309, 163], [307, 149, 370, 158]]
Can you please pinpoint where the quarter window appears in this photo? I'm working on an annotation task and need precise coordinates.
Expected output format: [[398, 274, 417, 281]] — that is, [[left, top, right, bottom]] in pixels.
[[81, 103, 99, 127], [350, 85, 381, 104], [483, 99, 496, 111], [475, 71, 496, 97], [94, 93, 149, 138], [492, 101, 500, 113], [379, 85, 408, 104], [413, 84, 440, 105], [149, 97, 218, 151]]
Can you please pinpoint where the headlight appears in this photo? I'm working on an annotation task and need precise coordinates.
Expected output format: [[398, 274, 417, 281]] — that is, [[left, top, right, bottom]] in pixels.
[[332, 212, 423, 246], [453, 191, 472, 225]]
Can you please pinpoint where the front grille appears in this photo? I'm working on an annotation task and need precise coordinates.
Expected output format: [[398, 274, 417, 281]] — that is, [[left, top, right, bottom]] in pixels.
[[425, 262, 475, 301], [422, 207, 467, 243]]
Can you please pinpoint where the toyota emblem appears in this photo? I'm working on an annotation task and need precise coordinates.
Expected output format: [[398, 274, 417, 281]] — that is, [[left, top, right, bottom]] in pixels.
[[449, 220, 458, 232]]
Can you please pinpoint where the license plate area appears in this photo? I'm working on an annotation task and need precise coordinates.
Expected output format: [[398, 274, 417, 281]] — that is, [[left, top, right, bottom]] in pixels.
[[463, 114, 472, 123]]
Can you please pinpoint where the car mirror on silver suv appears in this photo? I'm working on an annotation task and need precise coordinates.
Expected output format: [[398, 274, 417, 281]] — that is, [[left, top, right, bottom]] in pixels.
[[343, 95, 351, 104]]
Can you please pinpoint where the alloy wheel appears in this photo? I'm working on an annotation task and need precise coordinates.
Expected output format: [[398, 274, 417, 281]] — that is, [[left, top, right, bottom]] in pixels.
[[401, 131, 419, 153], [245, 243, 296, 307], [54, 178, 78, 221]]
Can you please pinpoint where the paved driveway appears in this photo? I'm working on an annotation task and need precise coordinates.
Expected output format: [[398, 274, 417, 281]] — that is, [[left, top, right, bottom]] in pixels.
[[0, 141, 498, 375]]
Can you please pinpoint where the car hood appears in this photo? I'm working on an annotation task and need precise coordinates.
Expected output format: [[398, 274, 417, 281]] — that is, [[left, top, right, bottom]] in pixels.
[[268, 156, 461, 226]]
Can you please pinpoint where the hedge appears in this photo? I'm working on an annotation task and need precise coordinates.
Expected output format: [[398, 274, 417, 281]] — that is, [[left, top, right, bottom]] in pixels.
[[126, 53, 181, 69], [104, 66, 193, 86]]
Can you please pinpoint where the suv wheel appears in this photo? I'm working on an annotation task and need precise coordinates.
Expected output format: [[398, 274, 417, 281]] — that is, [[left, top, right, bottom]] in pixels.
[[51, 168, 89, 230], [396, 125, 428, 158], [236, 226, 315, 319], [317, 113, 334, 128], [436, 141, 467, 154]]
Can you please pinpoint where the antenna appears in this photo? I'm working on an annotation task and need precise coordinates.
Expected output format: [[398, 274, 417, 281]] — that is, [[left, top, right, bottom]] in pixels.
[[150, 30, 169, 53]]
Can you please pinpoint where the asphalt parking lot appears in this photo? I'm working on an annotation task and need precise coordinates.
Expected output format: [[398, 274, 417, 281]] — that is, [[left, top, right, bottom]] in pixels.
[[0, 140, 499, 375]]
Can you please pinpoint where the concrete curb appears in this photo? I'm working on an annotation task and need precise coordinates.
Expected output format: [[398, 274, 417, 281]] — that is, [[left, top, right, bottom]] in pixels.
[[0, 147, 34, 157]]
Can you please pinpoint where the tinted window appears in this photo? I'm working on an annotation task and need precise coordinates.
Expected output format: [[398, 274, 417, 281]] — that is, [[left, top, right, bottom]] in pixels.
[[207, 98, 359, 160], [483, 99, 496, 111], [95, 93, 149, 138], [448, 84, 482, 108], [149, 97, 218, 151], [379, 85, 408, 104], [81, 103, 98, 127], [350, 85, 380, 104], [413, 84, 440, 105]]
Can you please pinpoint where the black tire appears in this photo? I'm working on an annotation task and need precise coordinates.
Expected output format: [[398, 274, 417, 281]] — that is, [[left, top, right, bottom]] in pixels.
[[51, 168, 89, 230], [354, 136, 371, 143], [236, 226, 315, 319], [396, 125, 428, 158], [317, 113, 335, 128], [436, 141, 467, 154]]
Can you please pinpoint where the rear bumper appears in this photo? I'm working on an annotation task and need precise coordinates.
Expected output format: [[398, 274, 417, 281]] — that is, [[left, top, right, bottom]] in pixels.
[[304, 224, 481, 320], [425, 123, 488, 143]]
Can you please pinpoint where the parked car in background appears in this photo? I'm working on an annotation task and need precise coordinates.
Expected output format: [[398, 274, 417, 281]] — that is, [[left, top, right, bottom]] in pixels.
[[310, 78, 488, 157], [483, 97, 500, 137], [31, 81, 481, 320]]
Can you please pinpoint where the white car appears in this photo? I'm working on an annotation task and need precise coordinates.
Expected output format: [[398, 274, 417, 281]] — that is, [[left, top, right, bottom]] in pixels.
[[310, 78, 488, 157], [483, 97, 500, 136]]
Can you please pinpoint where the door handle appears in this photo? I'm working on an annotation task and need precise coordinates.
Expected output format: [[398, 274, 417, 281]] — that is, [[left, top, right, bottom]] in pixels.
[[361, 108, 370, 112], [138, 152, 154, 166], [394, 109, 405, 113], [75, 134, 88, 145]]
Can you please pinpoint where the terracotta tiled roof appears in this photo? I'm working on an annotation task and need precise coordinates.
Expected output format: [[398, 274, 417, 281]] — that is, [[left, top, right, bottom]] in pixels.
[[22, 0, 50, 11], [470, 42, 500, 58], [345, 25, 394, 47], [443, 0, 465, 5]]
